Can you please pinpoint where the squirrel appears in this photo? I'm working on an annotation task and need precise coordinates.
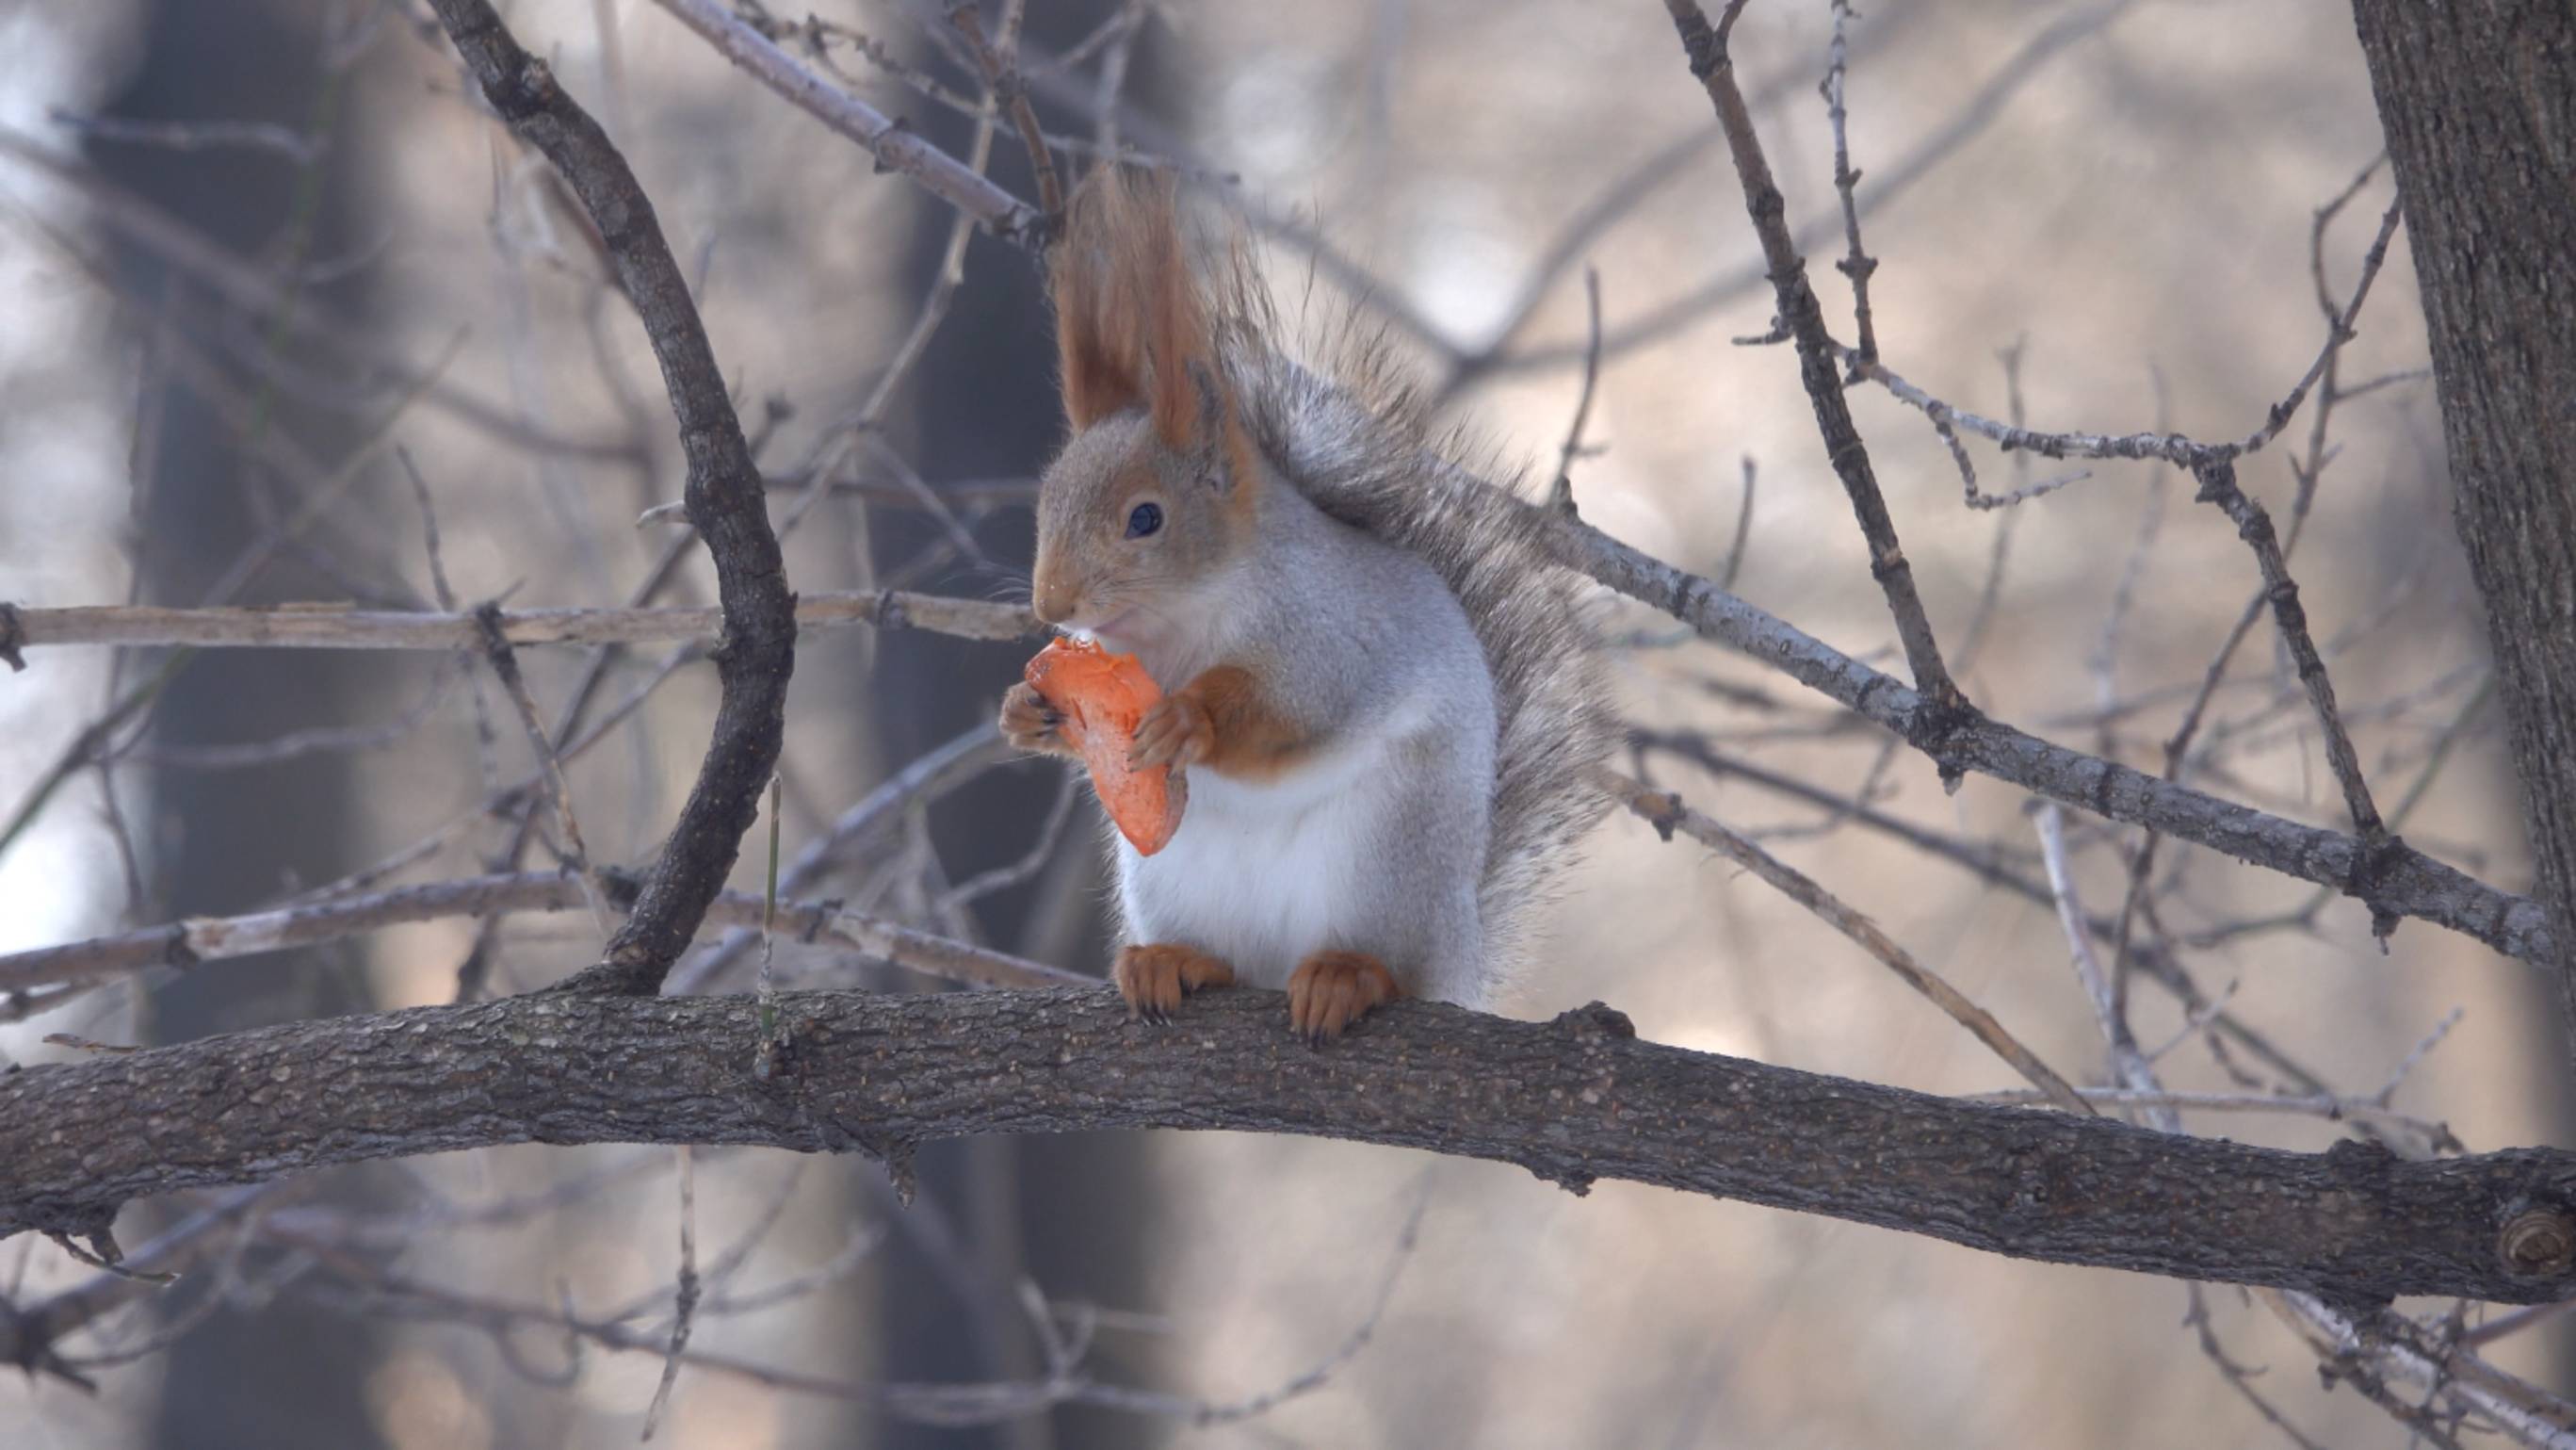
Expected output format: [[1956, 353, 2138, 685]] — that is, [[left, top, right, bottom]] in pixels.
[[999, 168, 1615, 1040]]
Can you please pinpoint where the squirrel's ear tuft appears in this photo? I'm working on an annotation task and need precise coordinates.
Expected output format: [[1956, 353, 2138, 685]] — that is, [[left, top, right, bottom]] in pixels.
[[1052, 171, 1145, 429], [1053, 168, 1244, 478]]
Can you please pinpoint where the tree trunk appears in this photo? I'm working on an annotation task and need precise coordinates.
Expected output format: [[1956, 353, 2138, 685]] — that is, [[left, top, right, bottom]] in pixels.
[[105, 2, 393, 1443], [2349, 1, 2576, 1049]]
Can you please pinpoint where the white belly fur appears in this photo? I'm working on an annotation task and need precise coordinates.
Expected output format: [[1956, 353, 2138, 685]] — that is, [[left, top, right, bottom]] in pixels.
[[1117, 732, 1396, 989]]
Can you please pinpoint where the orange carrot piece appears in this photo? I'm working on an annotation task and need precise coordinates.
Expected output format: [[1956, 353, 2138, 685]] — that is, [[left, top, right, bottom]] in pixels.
[[1024, 638, 1189, 855]]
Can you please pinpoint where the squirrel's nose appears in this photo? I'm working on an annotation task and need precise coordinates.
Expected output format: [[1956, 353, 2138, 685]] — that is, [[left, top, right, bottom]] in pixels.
[[1032, 581, 1075, 626]]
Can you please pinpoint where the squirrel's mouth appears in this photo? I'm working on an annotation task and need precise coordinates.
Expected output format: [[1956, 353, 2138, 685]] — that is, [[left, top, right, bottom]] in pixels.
[[1084, 608, 1142, 645]]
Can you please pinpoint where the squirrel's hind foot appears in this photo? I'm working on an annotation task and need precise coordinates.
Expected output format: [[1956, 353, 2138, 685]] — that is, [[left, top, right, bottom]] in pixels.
[[1288, 951, 1401, 1043], [1114, 943, 1236, 1022]]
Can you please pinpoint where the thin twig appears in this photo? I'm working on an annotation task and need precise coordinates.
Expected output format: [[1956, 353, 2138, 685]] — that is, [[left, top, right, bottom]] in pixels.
[[646, 0, 1045, 248], [945, 0, 1063, 223], [1600, 768, 2092, 1112], [0, 864, 1084, 1009], [668, 724, 1017, 994], [2033, 803, 2169, 1124], [1719, 455, 1758, 590], [1659, 0, 1967, 720], [640, 1146, 697, 1440], [1548, 267, 1607, 515], [5, 590, 1038, 652], [1822, 0, 1877, 367], [47, 108, 321, 165], [472, 603, 613, 939], [1958, 1087, 2455, 1149], [1840, 199, 2403, 471]]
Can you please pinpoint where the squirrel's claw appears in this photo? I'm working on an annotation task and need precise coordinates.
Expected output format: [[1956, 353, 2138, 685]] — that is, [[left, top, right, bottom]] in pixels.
[[1287, 951, 1401, 1043], [1128, 694, 1214, 772], [999, 682, 1068, 755], [1113, 943, 1235, 1022]]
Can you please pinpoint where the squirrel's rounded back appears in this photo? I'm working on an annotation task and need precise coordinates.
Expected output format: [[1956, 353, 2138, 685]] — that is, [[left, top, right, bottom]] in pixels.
[[1037, 168, 1616, 980]]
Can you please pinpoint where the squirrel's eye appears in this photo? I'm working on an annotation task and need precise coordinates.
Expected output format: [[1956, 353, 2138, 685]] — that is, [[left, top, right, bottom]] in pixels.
[[1125, 502, 1163, 539]]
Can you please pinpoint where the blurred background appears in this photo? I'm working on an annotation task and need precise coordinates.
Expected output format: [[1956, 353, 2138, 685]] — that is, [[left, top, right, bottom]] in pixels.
[[1, 0, 2563, 1446]]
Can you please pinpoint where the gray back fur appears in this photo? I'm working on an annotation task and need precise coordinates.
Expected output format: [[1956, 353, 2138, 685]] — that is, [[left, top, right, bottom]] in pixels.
[[1216, 288, 1617, 973]]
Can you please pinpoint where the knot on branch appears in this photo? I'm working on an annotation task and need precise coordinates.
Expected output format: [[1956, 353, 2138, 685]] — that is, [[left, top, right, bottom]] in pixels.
[[2499, 1205, 2576, 1279], [869, 116, 914, 174], [596, 864, 648, 913], [2189, 457, 2244, 508], [1005, 208, 1062, 253], [1908, 690, 1982, 792], [1553, 1001, 1637, 1041], [799, 897, 845, 945], [547, 943, 662, 998], [481, 54, 558, 122], [1633, 790, 1687, 843], [16, 1202, 121, 1263], [2325, 1134, 2397, 1183], [808, 1100, 918, 1204], [873, 588, 910, 634], [2345, 828, 2414, 944], [1533, 1163, 1596, 1197], [1666, 3, 1728, 80]]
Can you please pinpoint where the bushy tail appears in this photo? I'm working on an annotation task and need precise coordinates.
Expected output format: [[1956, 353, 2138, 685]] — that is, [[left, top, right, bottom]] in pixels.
[[1216, 277, 1619, 974]]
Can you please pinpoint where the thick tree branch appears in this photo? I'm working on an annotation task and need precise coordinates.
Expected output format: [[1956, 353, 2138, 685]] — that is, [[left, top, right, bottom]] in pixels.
[[6, 989, 2576, 1305], [428, 0, 797, 996]]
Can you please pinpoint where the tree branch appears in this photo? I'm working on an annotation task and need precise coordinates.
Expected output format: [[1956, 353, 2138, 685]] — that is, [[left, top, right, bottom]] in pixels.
[[0, 864, 1084, 1011], [428, 0, 800, 995], [1661, 0, 1965, 718], [5, 988, 2576, 1305], [1, 590, 1039, 652], [647, 0, 1045, 249], [1538, 497, 2550, 963]]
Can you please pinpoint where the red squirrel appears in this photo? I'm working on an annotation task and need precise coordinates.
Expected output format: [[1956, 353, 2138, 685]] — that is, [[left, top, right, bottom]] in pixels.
[[1001, 169, 1613, 1039]]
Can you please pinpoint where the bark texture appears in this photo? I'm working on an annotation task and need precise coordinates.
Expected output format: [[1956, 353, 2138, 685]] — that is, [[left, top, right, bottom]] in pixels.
[[2350, 3, 2576, 1029], [8, 987, 2576, 1305]]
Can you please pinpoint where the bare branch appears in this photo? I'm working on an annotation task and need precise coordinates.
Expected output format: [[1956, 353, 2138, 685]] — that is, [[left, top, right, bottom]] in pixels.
[[1547, 267, 1607, 514], [4, 590, 1038, 652], [1821, 0, 1877, 367], [944, 0, 1063, 223], [427, 0, 798, 998], [1660, 0, 1967, 718], [7, 989, 2576, 1307], [644, 0, 1045, 249], [0, 865, 1083, 1011], [1599, 769, 2092, 1113], [1518, 482, 2552, 961]]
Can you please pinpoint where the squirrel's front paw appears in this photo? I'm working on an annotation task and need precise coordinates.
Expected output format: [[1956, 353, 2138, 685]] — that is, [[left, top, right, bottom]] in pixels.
[[1000, 682, 1070, 756], [1128, 693, 1215, 771], [1288, 951, 1401, 1043], [1114, 943, 1236, 1021]]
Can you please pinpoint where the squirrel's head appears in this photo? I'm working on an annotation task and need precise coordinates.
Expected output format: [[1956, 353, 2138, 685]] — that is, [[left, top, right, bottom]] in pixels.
[[1030, 169, 1259, 645]]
